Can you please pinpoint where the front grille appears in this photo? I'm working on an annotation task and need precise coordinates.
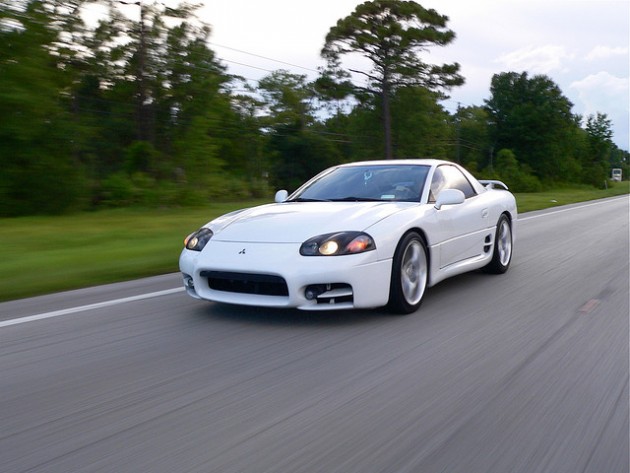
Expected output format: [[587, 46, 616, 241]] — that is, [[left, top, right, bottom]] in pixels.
[[201, 270, 289, 296]]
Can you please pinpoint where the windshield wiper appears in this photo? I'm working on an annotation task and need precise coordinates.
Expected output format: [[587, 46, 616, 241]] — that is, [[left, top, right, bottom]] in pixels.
[[330, 196, 382, 202], [286, 197, 331, 202]]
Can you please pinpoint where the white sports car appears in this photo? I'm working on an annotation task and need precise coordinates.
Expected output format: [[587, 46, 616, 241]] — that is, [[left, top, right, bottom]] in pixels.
[[179, 159, 517, 314]]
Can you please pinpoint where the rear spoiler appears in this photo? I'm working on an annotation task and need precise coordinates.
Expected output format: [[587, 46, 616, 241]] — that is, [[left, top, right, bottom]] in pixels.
[[479, 180, 509, 191]]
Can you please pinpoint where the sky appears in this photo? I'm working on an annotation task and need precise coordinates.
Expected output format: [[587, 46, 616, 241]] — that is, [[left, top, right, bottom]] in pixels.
[[193, 0, 629, 151]]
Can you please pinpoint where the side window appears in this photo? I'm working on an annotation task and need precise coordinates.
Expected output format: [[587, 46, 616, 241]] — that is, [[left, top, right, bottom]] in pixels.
[[429, 167, 446, 203], [429, 165, 476, 202]]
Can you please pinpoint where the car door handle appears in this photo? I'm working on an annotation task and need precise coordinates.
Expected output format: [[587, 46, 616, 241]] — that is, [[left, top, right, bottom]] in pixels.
[[481, 209, 489, 218]]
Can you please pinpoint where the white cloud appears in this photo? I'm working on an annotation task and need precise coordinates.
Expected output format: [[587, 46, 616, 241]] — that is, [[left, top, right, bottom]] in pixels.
[[585, 45, 629, 61], [569, 72, 629, 148], [570, 71, 628, 113], [495, 45, 574, 74]]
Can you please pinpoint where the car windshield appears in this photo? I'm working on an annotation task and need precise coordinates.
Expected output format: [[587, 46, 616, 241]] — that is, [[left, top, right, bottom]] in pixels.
[[290, 165, 430, 203]]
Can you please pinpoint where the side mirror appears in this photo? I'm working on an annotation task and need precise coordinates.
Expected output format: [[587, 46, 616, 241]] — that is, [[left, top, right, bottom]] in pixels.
[[275, 190, 289, 203], [434, 189, 465, 210]]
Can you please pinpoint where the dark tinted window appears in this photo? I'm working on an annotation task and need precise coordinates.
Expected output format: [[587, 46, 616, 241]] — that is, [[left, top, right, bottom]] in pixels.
[[429, 165, 476, 202]]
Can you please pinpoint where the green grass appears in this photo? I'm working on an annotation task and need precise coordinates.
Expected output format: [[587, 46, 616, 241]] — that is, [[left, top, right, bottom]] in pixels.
[[0, 201, 268, 302], [514, 183, 629, 212], [1, 186, 628, 302]]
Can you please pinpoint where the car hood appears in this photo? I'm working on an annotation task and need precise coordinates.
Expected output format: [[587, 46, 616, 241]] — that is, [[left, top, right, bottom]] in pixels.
[[208, 201, 412, 243]]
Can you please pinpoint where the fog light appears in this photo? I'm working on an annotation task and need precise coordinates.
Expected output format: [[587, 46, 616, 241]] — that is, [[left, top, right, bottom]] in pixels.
[[184, 275, 194, 288], [305, 285, 324, 300]]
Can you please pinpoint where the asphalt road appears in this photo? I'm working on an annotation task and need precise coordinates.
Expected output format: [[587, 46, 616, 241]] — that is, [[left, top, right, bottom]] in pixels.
[[1, 197, 628, 473]]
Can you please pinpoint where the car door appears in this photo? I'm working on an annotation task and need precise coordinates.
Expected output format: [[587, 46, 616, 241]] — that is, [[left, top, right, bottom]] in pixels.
[[429, 165, 490, 269]]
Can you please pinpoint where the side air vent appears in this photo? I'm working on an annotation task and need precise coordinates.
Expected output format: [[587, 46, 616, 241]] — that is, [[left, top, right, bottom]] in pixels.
[[484, 235, 492, 253]]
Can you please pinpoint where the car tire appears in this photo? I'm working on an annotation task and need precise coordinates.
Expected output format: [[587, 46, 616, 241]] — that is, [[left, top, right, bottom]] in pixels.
[[388, 232, 428, 314], [484, 214, 512, 274]]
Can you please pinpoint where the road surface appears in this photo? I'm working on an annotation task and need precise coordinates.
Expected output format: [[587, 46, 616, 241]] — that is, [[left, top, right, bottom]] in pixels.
[[1, 196, 628, 473]]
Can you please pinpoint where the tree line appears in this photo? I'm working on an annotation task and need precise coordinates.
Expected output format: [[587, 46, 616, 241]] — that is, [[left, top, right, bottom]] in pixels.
[[1, 0, 627, 216]]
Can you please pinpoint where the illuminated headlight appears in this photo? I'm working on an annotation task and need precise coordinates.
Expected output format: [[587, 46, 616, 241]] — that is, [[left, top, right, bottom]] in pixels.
[[300, 232, 375, 256], [184, 227, 213, 251]]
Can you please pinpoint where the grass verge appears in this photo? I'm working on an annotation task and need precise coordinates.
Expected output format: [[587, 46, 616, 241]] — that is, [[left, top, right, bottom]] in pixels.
[[514, 184, 629, 212], [1, 186, 628, 302], [0, 201, 268, 302]]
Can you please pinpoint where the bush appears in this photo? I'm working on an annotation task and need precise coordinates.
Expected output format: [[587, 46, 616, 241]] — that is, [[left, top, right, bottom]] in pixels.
[[581, 163, 608, 189], [248, 177, 272, 198], [99, 173, 135, 207], [489, 149, 543, 193], [514, 172, 543, 192], [0, 150, 88, 216], [93, 170, 274, 209], [124, 141, 165, 177]]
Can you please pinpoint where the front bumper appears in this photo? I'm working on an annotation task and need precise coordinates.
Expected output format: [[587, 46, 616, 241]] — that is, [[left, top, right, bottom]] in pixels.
[[179, 240, 392, 310]]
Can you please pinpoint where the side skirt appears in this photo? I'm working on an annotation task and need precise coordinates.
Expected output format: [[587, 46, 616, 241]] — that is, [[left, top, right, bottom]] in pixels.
[[427, 251, 493, 287]]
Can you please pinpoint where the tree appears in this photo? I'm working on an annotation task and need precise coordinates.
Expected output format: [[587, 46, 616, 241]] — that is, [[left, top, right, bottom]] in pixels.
[[0, 0, 87, 215], [68, 1, 237, 196], [159, 18, 228, 137], [609, 144, 629, 181], [390, 86, 450, 158], [320, 0, 463, 158], [452, 105, 492, 170], [258, 70, 316, 130], [582, 113, 614, 187], [584, 113, 613, 159], [485, 72, 579, 182], [0, 0, 253, 213], [160, 17, 235, 187], [265, 125, 342, 191], [258, 71, 340, 188]]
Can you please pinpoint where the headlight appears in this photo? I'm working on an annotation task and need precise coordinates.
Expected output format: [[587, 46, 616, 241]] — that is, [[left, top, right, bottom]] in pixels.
[[300, 232, 375, 256], [184, 227, 213, 251]]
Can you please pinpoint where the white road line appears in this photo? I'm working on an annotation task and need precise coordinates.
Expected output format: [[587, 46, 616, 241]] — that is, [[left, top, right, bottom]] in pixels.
[[518, 196, 628, 222], [0, 287, 184, 328]]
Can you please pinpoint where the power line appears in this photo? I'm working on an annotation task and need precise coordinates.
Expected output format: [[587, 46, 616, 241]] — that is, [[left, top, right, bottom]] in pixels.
[[219, 58, 276, 74], [209, 42, 319, 74]]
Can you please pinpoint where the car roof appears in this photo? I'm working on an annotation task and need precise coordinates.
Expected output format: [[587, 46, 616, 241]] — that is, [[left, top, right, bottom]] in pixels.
[[338, 159, 448, 167]]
